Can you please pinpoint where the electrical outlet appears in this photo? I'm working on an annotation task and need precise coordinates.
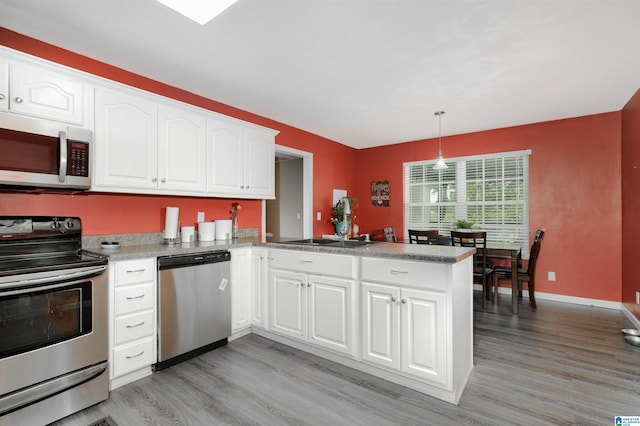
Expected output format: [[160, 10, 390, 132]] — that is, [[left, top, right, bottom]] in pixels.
[[197, 212, 205, 223], [636, 291, 640, 304], [548, 271, 556, 282], [316, 212, 322, 221]]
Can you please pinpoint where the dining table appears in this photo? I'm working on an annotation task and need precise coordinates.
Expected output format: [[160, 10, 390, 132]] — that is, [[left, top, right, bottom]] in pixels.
[[486, 241, 522, 314]]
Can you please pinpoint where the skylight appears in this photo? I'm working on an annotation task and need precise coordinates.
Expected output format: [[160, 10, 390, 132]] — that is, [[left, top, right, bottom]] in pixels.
[[155, 0, 238, 25]]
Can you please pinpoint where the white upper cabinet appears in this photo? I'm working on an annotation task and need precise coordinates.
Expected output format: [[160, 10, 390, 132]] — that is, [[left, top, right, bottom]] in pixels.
[[206, 117, 244, 195], [157, 104, 206, 192], [94, 88, 207, 194], [0, 58, 8, 112], [207, 117, 276, 199], [94, 88, 158, 191], [9, 61, 86, 125], [244, 129, 275, 197]]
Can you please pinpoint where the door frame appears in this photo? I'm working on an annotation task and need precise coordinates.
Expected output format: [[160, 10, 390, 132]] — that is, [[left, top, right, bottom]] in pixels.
[[262, 145, 313, 238]]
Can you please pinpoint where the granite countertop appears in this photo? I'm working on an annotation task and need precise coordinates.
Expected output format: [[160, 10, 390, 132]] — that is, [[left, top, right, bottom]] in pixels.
[[85, 233, 475, 264]]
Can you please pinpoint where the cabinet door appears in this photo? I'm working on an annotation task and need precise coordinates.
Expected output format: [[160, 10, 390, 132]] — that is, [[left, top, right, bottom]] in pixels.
[[308, 275, 354, 356], [361, 282, 400, 370], [10, 62, 85, 124], [251, 248, 268, 329], [230, 248, 252, 332], [270, 269, 307, 340], [0, 58, 8, 112], [158, 104, 206, 192], [243, 129, 275, 197], [400, 288, 447, 386], [94, 88, 158, 190], [206, 117, 244, 194]]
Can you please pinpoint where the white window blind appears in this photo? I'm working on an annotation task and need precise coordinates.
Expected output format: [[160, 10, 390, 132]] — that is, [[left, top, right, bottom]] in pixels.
[[404, 150, 531, 255]]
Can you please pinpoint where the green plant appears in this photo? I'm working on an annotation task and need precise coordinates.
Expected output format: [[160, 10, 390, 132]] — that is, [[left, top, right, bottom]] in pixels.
[[329, 197, 358, 224], [454, 219, 475, 229]]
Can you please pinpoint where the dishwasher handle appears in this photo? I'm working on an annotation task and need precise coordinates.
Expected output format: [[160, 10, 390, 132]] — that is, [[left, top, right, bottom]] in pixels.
[[158, 251, 231, 270]]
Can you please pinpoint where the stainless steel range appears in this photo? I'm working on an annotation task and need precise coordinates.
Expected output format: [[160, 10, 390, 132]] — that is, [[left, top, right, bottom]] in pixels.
[[0, 216, 109, 425]]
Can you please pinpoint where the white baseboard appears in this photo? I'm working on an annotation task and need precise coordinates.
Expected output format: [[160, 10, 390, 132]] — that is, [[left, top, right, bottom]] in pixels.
[[621, 304, 640, 329], [485, 284, 622, 310]]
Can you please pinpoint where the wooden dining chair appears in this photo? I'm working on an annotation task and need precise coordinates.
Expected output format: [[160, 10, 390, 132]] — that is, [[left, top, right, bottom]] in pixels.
[[408, 229, 439, 245], [492, 229, 545, 309], [451, 231, 494, 310], [383, 226, 397, 243]]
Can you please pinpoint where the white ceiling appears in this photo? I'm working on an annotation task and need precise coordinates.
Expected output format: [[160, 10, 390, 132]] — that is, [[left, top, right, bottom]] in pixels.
[[1, 0, 639, 149]]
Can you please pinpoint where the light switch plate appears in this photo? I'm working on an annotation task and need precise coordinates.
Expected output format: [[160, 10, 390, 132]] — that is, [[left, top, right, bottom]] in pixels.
[[548, 271, 556, 281], [197, 212, 205, 222]]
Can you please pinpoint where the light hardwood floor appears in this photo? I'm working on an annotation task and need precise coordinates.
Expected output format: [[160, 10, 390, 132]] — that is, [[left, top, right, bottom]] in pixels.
[[53, 295, 640, 426]]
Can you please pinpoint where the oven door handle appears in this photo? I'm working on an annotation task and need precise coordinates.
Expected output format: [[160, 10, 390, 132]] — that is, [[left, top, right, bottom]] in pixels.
[[0, 265, 106, 291]]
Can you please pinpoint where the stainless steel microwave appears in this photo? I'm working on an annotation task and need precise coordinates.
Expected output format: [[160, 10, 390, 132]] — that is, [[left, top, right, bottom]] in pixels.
[[0, 116, 92, 191]]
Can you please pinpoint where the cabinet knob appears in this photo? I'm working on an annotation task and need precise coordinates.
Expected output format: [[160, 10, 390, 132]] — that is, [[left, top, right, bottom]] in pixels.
[[161, 178, 166, 183], [401, 298, 407, 304], [152, 177, 157, 183], [307, 283, 311, 287], [0, 94, 5, 100], [14, 97, 23, 103], [391, 296, 397, 302]]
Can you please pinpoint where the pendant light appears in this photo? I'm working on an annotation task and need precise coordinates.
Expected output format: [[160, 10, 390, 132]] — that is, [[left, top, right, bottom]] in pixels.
[[433, 111, 448, 170]]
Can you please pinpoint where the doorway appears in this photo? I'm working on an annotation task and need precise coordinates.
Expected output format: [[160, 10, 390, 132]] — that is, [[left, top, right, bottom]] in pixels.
[[264, 145, 313, 238]]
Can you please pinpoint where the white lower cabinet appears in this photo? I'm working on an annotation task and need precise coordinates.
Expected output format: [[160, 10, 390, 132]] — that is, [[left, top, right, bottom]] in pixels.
[[362, 282, 447, 386], [269, 249, 356, 357], [109, 257, 157, 390], [251, 248, 269, 329], [230, 248, 252, 336]]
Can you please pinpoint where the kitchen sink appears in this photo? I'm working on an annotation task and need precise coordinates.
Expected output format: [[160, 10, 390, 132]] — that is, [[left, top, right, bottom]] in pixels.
[[280, 238, 339, 246], [279, 238, 380, 248]]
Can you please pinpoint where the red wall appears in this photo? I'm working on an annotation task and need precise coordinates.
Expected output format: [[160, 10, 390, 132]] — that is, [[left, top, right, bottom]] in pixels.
[[0, 28, 629, 303], [622, 88, 640, 319], [356, 113, 623, 302], [0, 28, 357, 236]]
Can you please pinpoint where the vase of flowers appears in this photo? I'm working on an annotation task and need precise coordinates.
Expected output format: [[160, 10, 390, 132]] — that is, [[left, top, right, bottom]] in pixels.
[[230, 202, 241, 239], [329, 197, 357, 237]]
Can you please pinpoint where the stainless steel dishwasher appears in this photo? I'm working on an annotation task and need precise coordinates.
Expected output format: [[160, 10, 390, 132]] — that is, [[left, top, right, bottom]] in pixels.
[[154, 250, 231, 371]]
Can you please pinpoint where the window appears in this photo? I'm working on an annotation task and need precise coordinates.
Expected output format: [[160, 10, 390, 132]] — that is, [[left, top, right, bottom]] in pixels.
[[404, 150, 531, 255]]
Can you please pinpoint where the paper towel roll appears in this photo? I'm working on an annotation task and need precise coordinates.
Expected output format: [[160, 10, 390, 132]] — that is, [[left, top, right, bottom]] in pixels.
[[215, 219, 232, 240], [164, 207, 179, 239], [199, 222, 216, 241]]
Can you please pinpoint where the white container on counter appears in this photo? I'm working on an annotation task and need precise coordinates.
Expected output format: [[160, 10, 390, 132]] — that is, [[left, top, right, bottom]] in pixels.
[[215, 219, 232, 240], [181, 226, 195, 243], [198, 222, 216, 241]]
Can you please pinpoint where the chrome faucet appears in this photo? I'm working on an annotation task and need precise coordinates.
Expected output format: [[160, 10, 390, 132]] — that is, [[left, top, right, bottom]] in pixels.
[[341, 196, 351, 240]]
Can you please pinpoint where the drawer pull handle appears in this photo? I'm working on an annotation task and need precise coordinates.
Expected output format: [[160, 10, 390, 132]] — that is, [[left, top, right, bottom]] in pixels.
[[126, 294, 145, 300], [126, 268, 146, 273], [299, 260, 313, 264], [126, 350, 145, 359], [126, 321, 145, 328], [390, 270, 408, 275]]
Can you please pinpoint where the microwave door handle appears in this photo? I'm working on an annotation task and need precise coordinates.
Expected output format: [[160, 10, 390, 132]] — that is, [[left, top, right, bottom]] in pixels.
[[58, 131, 67, 183]]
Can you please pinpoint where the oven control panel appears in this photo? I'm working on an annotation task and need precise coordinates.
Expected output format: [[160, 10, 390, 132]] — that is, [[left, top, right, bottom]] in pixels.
[[0, 217, 81, 239]]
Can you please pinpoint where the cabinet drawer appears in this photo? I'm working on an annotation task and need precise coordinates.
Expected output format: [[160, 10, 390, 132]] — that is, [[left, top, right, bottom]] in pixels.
[[114, 258, 155, 286], [270, 249, 354, 278], [362, 257, 446, 291], [114, 311, 155, 346], [114, 283, 154, 316], [112, 338, 155, 377]]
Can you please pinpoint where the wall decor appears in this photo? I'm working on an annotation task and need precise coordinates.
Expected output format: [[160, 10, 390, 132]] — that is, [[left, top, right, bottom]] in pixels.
[[371, 180, 390, 207]]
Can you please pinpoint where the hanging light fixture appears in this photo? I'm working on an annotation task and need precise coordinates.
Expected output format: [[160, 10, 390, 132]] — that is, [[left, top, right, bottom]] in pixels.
[[433, 111, 448, 170]]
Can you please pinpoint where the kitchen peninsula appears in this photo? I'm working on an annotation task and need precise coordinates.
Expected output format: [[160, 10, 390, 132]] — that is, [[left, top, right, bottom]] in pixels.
[[89, 236, 475, 404]]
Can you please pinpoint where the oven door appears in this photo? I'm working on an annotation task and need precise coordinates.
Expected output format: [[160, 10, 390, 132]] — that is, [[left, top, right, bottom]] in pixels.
[[0, 265, 108, 416]]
